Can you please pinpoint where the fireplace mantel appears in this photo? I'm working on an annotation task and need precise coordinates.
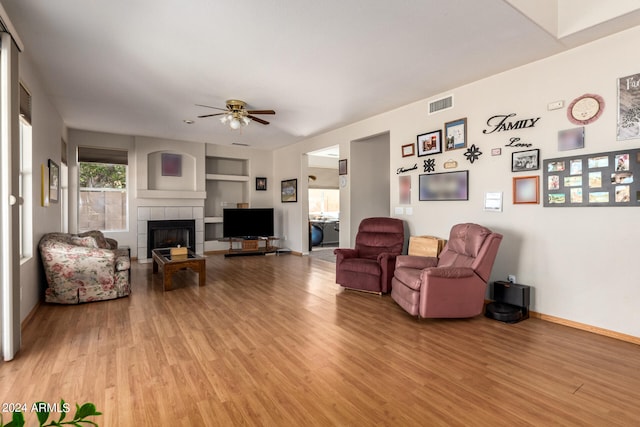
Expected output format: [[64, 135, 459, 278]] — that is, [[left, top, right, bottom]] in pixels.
[[137, 189, 207, 199]]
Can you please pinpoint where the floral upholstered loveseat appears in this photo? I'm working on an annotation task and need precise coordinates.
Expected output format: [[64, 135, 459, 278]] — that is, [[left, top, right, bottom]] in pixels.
[[39, 231, 131, 304]]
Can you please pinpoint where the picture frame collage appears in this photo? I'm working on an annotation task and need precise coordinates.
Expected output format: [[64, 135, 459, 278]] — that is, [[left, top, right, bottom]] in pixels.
[[543, 147, 640, 207], [411, 118, 469, 201]]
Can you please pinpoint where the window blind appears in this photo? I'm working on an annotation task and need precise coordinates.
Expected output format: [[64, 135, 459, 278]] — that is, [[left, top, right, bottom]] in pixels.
[[77, 147, 128, 165]]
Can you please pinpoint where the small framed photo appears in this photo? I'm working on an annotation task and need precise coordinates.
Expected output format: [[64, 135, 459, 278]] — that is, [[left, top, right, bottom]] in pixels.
[[512, 149, 540, 172], [161, 153, 182, 177], [338, 159, 348, 175], [444, 117, 467, 151], [48, 159, 59, 203], [417, 130, 442, 156], [491, 148, 502, 156], [256, 177, 267, 191], [513, 176, 540, 204], [558, 127, 585, 151], [401, 143, 415, 157], [281, 178, 298, 203]]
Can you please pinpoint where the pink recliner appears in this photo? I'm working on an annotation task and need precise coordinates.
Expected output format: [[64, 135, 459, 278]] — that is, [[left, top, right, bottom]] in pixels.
[[334, 217, 405, 294], [391, 223, 502, 318]]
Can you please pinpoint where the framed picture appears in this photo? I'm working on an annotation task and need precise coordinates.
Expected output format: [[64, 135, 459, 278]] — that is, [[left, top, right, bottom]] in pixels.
[[256, 177, 267, 191], [617, 72, 640, 140], [281, 178, 298, 203], [48, 159, 59, 203], [512, 149, 540, 172], [41, 163, 49, 207], [558, 127, 585, 151], [401, 143, 415, 157], [544, 147, 640, 207], [513, 176, 540, 204], [417, 130, 442, 156], [161, 153, 182, 177], [419, 170, 469, 201], [338, 159, 348, 175], [444, 117, 467, 151]]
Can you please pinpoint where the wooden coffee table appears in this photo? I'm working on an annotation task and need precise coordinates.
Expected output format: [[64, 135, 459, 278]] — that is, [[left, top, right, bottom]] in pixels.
[[151, 248, 206, 291]]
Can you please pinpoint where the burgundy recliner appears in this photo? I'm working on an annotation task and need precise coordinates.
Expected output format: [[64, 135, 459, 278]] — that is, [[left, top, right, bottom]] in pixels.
[[334, 217, 405, 294], [391, 223, 502, 318]]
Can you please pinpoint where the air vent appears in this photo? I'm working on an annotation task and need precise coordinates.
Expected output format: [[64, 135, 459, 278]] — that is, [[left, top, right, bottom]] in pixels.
[[232, 142, 249, 147], [428, 95, 453, 115]]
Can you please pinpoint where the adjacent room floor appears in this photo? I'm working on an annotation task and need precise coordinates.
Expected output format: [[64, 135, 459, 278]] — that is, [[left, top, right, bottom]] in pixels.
[[1, 254, 639, 426]]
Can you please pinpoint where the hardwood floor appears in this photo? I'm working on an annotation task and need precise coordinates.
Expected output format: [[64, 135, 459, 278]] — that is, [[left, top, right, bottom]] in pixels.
[[2, 255, 640, 426]]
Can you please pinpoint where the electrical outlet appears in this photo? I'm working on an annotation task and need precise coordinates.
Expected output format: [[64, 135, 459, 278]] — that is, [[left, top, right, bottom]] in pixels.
[[548, 100, 564, 110], [508, 275, 516, 284]]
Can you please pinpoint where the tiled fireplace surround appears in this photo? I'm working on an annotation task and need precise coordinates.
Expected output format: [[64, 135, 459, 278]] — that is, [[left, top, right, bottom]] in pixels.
[[137, 206, 204, 262]]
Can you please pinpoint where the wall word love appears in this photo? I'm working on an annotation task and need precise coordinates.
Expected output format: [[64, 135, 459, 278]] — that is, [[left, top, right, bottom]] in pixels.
[[505, 137, 532, 148], [483, 113, 541, 134], [397, 163, 418, 174]]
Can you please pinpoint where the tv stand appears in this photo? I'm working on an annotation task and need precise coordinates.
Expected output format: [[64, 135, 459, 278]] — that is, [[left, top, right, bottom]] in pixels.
[[219, 237, 280, 257]]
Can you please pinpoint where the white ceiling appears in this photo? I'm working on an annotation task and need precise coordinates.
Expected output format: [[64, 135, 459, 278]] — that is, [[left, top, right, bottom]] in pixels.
[[3, 0, 640, 150]]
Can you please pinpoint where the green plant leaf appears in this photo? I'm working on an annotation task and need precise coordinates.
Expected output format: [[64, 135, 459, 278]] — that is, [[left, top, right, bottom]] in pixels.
[[35, 401, 50, 425], [57, 400, 67, 423], [5, 411, 25, 427], [74, 403, 98, 420]]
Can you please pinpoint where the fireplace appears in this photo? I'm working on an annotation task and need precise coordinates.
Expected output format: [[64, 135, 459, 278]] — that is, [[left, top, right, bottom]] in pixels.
[[147, 219, 196, 258]]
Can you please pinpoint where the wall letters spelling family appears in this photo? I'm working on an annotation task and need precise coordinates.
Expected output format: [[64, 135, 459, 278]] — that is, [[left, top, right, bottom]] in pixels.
[[483, 113, 540, 134], [483, 113, 540, 148]]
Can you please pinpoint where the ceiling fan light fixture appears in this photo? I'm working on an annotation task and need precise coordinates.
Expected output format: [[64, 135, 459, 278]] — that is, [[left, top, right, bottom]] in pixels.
[[197, 99, 274, 130], [229, 117, 241, 130]]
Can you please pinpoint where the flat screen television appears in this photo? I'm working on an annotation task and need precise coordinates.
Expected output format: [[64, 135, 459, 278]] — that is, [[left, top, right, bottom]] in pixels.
[[223, 208, 274, 238]]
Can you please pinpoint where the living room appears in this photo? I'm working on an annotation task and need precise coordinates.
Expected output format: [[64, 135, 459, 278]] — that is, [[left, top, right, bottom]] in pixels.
[[2, 1, 640, 425]]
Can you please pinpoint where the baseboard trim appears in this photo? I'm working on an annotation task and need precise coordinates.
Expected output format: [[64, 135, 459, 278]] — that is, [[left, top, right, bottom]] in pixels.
[[529, 311, 640, 346], [21, 302, 40, 332]]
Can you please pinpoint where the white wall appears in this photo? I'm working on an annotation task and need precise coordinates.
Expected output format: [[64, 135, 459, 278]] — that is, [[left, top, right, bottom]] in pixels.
[[350, 132, 390, 244], [274, 25, 640, 338], [19, 52, 66, 322]]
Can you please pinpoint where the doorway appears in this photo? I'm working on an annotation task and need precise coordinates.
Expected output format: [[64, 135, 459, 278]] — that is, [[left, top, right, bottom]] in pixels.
[[307, 146, 340, 260], [349, 132, 390, 245]]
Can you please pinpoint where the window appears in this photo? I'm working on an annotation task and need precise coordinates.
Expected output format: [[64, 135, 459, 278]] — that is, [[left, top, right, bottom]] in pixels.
[[18, 117, 32, 260], [78, 147, 128, 232], [308, 189, 339, 217], [19, 82, 32, 261]]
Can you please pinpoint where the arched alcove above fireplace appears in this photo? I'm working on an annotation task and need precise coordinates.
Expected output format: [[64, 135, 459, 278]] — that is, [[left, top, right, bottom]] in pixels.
[[147, 151, 197, 191]]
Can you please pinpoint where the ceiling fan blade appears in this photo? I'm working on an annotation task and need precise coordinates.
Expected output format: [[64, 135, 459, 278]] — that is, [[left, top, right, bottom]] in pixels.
[[248, 115, 270, 125], [246, 110, 275, 115], [195, 103, 228, 111], [197, 113, 225, 118]]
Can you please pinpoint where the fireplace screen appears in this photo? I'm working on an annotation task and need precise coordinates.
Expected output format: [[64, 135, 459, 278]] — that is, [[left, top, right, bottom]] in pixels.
[[147, 219, 195, 258]]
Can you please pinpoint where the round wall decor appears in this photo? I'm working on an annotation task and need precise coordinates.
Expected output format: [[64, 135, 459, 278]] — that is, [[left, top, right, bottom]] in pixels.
[[567, 93, 604, 125]]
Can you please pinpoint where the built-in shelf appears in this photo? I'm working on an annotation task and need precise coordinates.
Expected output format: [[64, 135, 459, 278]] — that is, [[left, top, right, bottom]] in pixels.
[[204, 156, 250, 251], [206, 174, 250, 182]]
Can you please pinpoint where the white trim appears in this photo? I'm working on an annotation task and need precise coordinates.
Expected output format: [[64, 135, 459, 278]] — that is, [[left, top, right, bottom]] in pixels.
[[1, 32, 15, 360], [0, 4, 23, 52]]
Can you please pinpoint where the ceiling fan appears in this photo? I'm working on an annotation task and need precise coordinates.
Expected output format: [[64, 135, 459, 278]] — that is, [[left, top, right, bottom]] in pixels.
[[197, 99, 275, 129]]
